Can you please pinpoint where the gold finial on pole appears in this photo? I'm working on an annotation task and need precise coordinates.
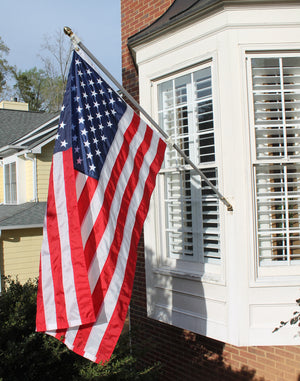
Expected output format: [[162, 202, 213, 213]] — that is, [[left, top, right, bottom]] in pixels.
[[63, 27, 80, 51], [64, 26, 73, 37]]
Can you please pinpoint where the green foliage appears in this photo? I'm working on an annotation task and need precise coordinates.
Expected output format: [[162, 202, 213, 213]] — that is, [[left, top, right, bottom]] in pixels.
[[12, 67, 67, 112], [273, 298, 300, 334], [0, 277, 161, 381], [13, 68, 47, 111], [1, 31, 70, 111]]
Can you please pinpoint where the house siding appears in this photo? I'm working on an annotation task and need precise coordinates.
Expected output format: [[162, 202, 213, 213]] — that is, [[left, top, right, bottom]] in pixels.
[[0, 228, 42, 284], [25, 159, 34, 202], [0, 167, 3, 203], [121, 1, 300, 380], [36, 141, 54, 201]]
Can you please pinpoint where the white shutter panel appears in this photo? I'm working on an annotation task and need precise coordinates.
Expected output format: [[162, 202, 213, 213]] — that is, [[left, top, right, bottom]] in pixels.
[[158, 66, 220, 262], [250, 56, 300, 265]]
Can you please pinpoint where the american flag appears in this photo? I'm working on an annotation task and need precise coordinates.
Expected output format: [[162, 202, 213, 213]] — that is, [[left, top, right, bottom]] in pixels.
[[36, 50, 166, 363]]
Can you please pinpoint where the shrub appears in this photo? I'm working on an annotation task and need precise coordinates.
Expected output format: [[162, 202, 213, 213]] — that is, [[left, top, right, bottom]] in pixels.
[[0, 277, 160, 381]]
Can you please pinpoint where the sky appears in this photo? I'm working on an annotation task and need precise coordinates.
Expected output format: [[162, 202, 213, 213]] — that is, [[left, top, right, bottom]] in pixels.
[[1, 0, 122, 86]]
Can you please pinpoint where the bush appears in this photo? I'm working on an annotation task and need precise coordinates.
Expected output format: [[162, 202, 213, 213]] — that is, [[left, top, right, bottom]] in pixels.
[[0, 277, 160, 381]]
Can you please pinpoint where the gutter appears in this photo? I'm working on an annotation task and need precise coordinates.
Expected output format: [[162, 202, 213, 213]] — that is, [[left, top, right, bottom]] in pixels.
[[0, 224, 44, 240], [0, 224, 43, 233], [0, 144, 29, 155]]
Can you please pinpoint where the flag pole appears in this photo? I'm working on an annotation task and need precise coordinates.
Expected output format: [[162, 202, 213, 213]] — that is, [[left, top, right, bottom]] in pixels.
[[63, 27, 233, 212]]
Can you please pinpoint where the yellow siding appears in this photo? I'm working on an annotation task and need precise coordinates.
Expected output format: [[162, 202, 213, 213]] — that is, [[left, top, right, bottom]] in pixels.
[[36, 141, 54, 201], [25, 159, 33, 201], [1, 228, 42, 284], [0, 167, 3, 203]]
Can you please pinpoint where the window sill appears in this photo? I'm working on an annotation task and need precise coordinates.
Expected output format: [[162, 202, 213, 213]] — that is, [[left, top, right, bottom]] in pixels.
[[253, 264, 300, 286], [153, 265, 224, 284]]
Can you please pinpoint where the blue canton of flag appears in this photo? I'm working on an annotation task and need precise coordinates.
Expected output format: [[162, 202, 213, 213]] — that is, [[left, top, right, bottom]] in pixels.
[[55, 52, 126, 179]]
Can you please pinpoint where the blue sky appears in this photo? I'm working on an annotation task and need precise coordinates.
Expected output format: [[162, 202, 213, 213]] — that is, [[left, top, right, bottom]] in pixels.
[[1, 0, 121, 82]]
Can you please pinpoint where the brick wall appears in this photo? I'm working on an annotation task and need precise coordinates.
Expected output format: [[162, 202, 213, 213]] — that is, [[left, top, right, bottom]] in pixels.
[[121, 1, 300, 380], [121, 0, 173, 105]]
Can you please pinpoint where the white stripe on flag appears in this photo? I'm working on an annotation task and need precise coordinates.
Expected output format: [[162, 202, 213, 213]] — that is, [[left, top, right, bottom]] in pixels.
[[53, 152, 82, 326], [76, 172, 88, 201], [41, 217, 57, 330]]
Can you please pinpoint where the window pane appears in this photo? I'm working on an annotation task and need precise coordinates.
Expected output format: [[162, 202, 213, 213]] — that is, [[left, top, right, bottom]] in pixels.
[[251, 57, 300, 160], [4, 165, 10, 204], [158, 65, 219, 262], [165, 170, 194, 259], [250, 55, 300, 266], [201, 168, 220, 261], [255, 163, 300, 264], [165, 168, 220, 262], [194, 68, 215, 164], [4, 162, 17, 204], [10, 162, 17, 203]]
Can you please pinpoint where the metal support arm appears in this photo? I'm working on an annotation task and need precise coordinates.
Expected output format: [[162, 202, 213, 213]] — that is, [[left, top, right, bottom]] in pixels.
[[63, 27, 233, 212]]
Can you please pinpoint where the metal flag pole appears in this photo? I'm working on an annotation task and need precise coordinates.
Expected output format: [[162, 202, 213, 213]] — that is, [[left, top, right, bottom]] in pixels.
[[63, 27, 233, 212]]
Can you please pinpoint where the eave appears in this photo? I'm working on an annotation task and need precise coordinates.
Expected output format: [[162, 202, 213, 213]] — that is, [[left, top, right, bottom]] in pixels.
[[127, 0, 300, 63]]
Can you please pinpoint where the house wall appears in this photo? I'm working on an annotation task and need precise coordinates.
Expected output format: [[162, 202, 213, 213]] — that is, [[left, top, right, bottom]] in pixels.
[[0, 166, 3, 203], [0, 228, 42, 284], [25, 159, 34, 202], [121, 0, 173, 106], [121, 1, 300, 380], [36, 141, 54, 202]]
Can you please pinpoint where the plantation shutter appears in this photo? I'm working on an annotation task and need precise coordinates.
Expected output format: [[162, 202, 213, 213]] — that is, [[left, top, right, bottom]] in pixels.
[[250, 56, 300, 264], [158, 66, 220, 262]]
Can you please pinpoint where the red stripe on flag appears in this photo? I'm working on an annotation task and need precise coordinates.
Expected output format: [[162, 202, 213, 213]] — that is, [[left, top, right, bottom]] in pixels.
[[45, 166, 68, 329], [62, 149, 96, 325], [36, 258, 46, 331], [77, 176, 98, 225], [95, 138, 166, 363]]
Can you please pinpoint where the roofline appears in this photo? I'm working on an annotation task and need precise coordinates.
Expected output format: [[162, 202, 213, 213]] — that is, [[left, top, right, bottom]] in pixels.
[[0, 224, 43, 235], [17, 123, 57, 147], [13, 114, 59, 145], [128, 0, 300, 50], [30, 131, 57, 153], [0, 144, 29, 154], [0, 114, 58, 158], [0, 224, 43, 230]]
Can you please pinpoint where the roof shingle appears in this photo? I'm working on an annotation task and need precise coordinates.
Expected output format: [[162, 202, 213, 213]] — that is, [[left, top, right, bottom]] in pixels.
[[0, 109, 58, 149], [0, 202, 46, 230]]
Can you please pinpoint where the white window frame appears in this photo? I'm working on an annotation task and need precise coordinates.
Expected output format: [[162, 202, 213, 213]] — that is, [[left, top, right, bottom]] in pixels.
[[3, 160, 17, 204], [151, 60, 222, 276], [247, 51, 300, 278]]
